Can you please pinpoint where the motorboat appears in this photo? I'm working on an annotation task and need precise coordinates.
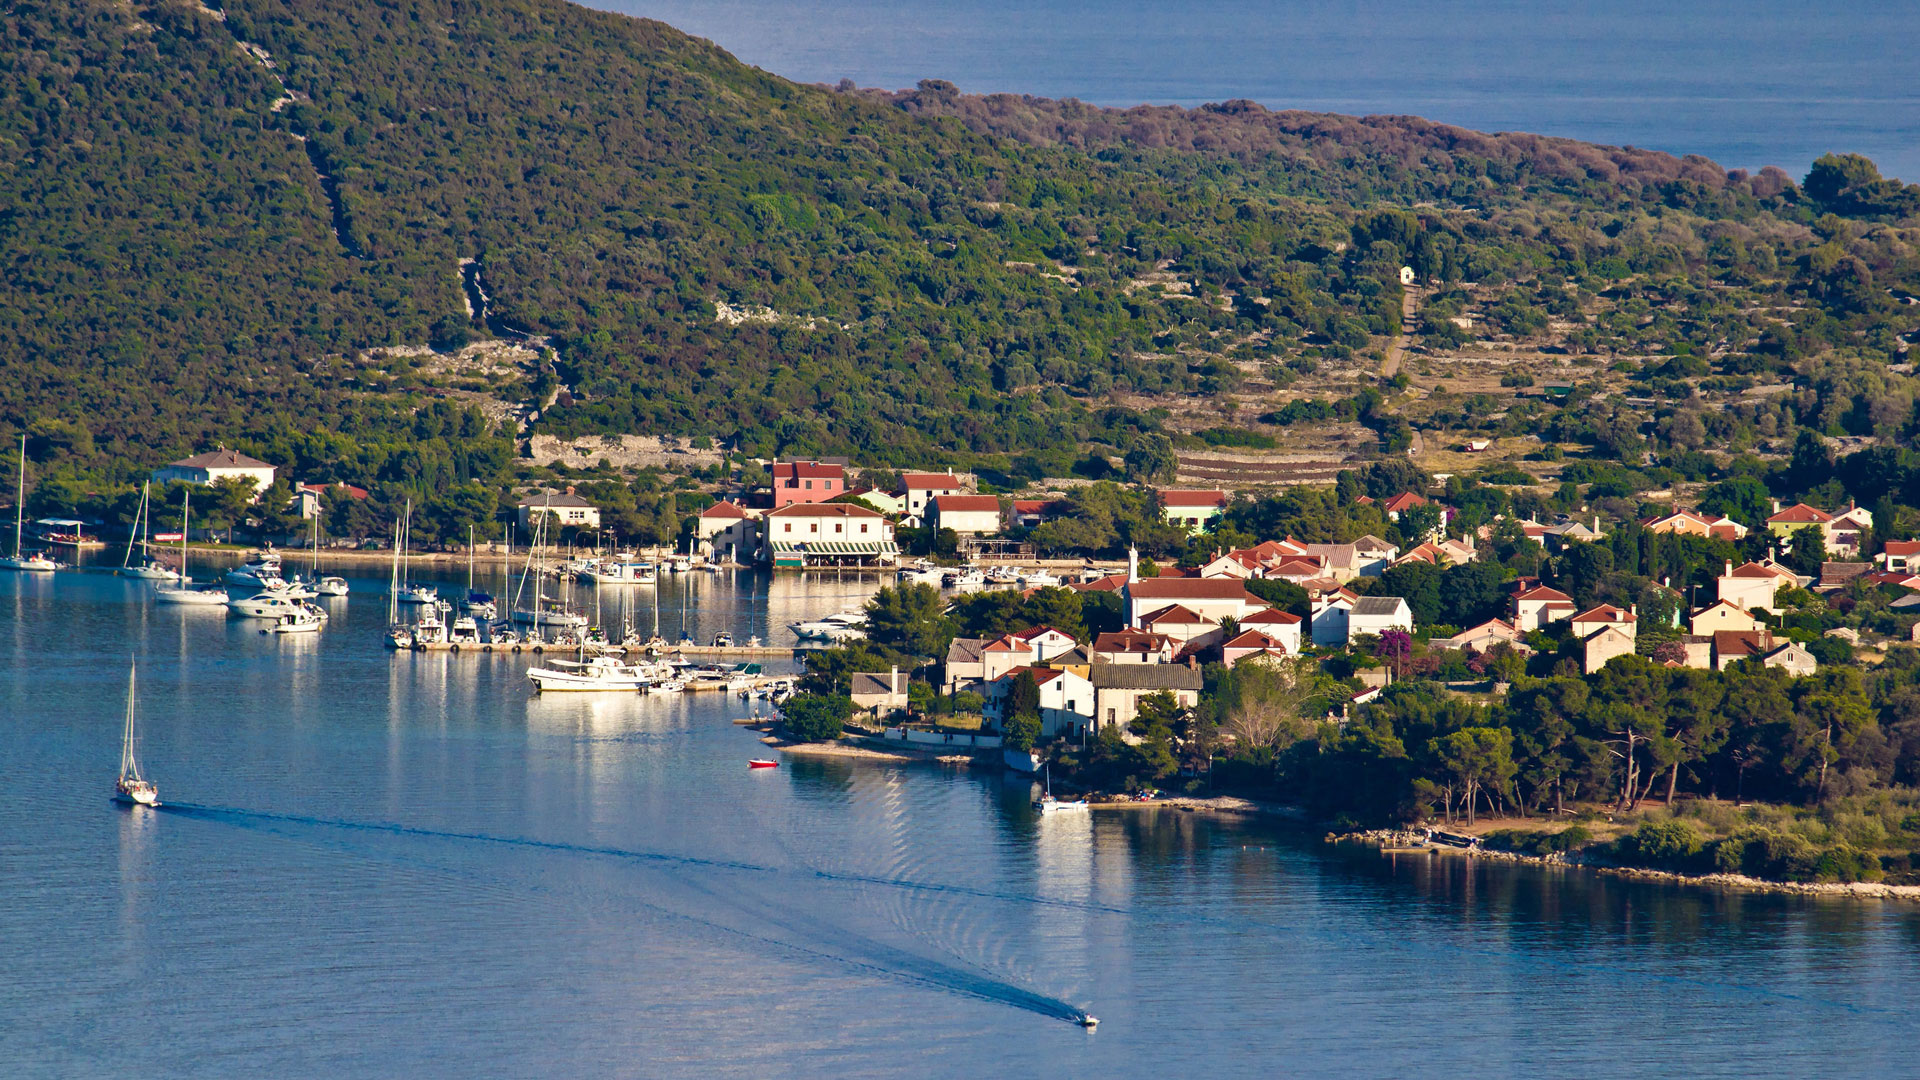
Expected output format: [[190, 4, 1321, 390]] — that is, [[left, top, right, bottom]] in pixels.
[[1020, 569, 1061, 588], [315, 575, 350, 597], [264, 606, 326, 634], [748, 759, 779, 769], [155, 582, 229, 606], [512, 601, 589, 630], [463, 590, 497, 620], [1, 436, 58, 572], [411, 608, 448, 647], [448, 614, 482, 645], [527, 655, 654, 692], [896, 561, 943, 586], [1076, 1014, 1099, 1030], [112, 662, 159, 807], [944, 567, 986, 588], [228, 592, 315, 619], [711, 631, 734, 647], [580, 556, 657, 585], [224, 550, 283, 588], [487, 622, 520, 646], [985, 565, 1020, 584], [396, 582, 438, 604], [664, 554, 693, 574], [386, 624, 415, 650], [789, 611, 868, 643], [646, 678, 686, 694]]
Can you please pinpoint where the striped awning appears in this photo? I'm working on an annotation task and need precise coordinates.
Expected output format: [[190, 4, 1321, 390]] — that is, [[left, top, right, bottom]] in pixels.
[[770, 540, 898, 556]]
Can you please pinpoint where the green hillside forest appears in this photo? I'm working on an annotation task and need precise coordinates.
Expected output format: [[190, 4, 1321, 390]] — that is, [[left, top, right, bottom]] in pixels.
[[3, 0, 1918, 511]]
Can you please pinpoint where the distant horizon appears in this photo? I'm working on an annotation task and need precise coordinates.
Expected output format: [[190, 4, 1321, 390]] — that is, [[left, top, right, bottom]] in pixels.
[[604, 0, 1920, 183]]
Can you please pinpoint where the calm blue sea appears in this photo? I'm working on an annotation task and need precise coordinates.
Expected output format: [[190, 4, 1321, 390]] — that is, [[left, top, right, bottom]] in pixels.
[[608, 0, 1920, 182], [6, 564, 1920, 1076]]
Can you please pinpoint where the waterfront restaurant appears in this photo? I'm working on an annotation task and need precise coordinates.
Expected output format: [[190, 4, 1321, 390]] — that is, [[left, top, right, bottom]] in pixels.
[[764, 503, 899, 569]]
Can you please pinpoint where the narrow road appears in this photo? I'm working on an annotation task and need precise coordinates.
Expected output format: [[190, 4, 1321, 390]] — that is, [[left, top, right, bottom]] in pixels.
[[1382, 285, 1418, 378]]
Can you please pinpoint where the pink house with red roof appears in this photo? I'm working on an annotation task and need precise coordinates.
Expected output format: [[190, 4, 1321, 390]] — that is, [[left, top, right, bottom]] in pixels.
[[770, 460, 845, 507]]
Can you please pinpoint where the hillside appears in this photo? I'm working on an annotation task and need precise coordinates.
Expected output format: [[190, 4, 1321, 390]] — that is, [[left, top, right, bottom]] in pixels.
[[3, 0, 1918, 502]]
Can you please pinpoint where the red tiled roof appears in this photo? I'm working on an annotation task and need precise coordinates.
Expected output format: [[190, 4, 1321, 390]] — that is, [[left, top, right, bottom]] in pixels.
[[772, 460, 844, 481], [1139, 604, 1213, 627], [1223, 629, 1290, 651], [1571, 604, 1636, 624], [1513, 585, 1575, 603], [1071, 574, 1129, 593], [1127, 578, 1256, 600], [901, 473, 963, 489], [1242, 607, 1303, 625], [765, 502, 886, 520], [932, 494, 1000, 513], [1885, 541, 1920, 556], [1093, 630, 1172, 653], [1159, 489, 1229, 508], [1381, 492, 1428, 513], [700, 500, 748, 519], [1767, 503, 1832, 524], [1730, 561, 1795, 579]]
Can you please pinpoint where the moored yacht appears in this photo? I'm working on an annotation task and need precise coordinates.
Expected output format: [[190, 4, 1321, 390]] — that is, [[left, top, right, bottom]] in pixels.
[[527, 655, 654, 691], [1, 436, 58, 572], [113, 662, 159, 807]]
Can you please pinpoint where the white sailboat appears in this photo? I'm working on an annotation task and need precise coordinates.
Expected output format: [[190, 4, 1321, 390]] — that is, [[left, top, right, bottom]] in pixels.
[[311, 512, 348, 596], [113, 662, 160, 807], [1034, 766, 1088, 813], [155, 489, 228, 606], [0, 436, 58, 572], [393, 499, 436, 603], [119, 480, 180, 580]]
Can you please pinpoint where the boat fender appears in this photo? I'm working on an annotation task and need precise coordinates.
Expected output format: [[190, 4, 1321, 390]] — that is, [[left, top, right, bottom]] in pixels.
[[448, 644, 459, 653], [413, 642, 426, 652], [259, 628, 269, 635], [482, 645, 493, 653], [532, 645, 543, 654], [512, 645, 522, 654]]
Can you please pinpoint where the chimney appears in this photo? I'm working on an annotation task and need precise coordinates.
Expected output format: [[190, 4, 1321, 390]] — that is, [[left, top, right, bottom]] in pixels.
[[565, 485, 576, 496], [1128, 545, 1139, 585], [1771, 499, 1780, 515], [1725, 560, 1733, 577], [1630, 604, 1638, 621], [1187, 654, 1197, 669], [1593, 515, 1601, 534], [890, 665, 899, 696]]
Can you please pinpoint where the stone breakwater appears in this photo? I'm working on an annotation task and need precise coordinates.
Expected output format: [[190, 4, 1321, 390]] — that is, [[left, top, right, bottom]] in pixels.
[[1335, 829, 1920, 903]]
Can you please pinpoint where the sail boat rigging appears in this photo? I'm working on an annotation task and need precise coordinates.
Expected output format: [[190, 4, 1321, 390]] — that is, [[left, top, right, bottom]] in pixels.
[[154, 488, 227, 606], [1, 435, 58, 572], [120, 480, 180, 580], [313, 508, 348, 596], [113, 661, 160, 807]]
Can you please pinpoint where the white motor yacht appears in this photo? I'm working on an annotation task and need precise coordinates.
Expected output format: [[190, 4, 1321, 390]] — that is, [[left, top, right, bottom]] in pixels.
[[581, 556, 657, 585], [1020, 569, 1061, 588], [448, 614, 482, 645], [265, 605, 326, 634], [315, 575, 350, 596], [156, 582, 230, 606], [224, 550, 283, 588], [789, 610, 869, 642], [396, 582, 437, 604], [229, 592, 316, 619]]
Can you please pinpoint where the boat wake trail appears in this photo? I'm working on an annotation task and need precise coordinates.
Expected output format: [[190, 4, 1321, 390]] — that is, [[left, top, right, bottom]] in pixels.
[[159, 802, 1099, 1026]]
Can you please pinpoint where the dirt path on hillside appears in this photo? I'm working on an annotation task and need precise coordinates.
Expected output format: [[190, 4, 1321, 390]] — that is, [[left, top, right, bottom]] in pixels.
[[1382, 285, 1418, 378]]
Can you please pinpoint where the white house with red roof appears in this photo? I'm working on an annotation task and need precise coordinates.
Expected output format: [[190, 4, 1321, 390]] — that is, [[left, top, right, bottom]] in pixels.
[[1641, 508, 1748, 541], [1123, 577, 1265, 627], [696, 500, 760, 562], [930, 494, 1002, 537], [900, 473, 966, 520], [1510, 584, 1576, 632], [1137, 605, 1225, 650], [1765, 501, 1867, 552], [1429, 619, 1531, 655], [1880, 540, 1920, 575], [1716, 559, 1799, 615], [982, 666, 1096, 738], [770, 460, 845, 508], [1239, 606, 1303, 655], [1091, 629, 1176, 665], [1221, 629, 1293, 667], [763, 503, 896, 568], [1569, 604, 1637, 643], [152, 448, 277, 494], [1379, 492, 1428, 519], [1158, 489, 1230, 532]]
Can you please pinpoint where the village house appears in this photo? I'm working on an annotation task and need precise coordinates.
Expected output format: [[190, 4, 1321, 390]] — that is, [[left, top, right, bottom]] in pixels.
[[850, 670, 910, 719], [1091, 629, 1175, 665], [770, 460, 846, 507], [929, 494, 1003, 537], [1710, 629, 1815, 673], [1379, 492, 1428, 521], [844, 486, 906, 516], [1429, 619, 1531, 655], [1348, 595, 1414, 640], [1510, 584, 1576, 633], [152, 449, 277, 499], [1239, 607, 1304, 655], [1349, 535, 1400, 576], [1689, 600, 1759, 636], [1220, 629, 1293, 667], [696, 501, 760, 563], [1158, 490, 1230, 532], [293, 481, 368, 519], [983, 666, 1096, 739], [900, 473, 966, 521], [1581, 625, 1638, 673], [1009, 499, 1069, 529], [516, 490, 601, 533], [1640, 508, 1748, 541], [954, 626, 1082, 690], [1830, 506, 1873, 554], [944, 637, 990, 695], [1310, 591, 1354, 647], [1196, 550, 1263, 579], [1122, 576, 1265, 628], [1819, 561, 1874, 591], [1716, 560, 1799, 615], [763, 503, 897, 568], [1881, 540, 1920, 575], [1137, 605, 1225, 651], [1765, 501, 1868, 553], [1088, 664, 1204, 733], [1569, 604, 1637, 642]]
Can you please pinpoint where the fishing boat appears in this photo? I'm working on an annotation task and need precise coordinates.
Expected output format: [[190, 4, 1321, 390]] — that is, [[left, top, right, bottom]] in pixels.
[[1034, 766, 1088, 813], [112, 662, 159, 807], [154, 490, 228, 606], [748, 759, 779, 769], [646, 677, 686, 694], [264, 605, 326, 634], [527, 654, 654, 692], [0, 436, 59, 572], [448, 612, 482, 645], [119, 481, 180, 580]]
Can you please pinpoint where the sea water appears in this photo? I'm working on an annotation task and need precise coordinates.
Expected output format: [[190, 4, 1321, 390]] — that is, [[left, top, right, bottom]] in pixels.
[[4, 565, 1920, 1077], [610, 0, 1920, 182]]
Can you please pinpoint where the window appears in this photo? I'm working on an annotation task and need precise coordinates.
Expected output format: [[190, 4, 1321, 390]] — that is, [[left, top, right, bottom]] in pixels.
[[784, 523, 791, 534], [1107, 708, 1116, 724], [860, 524, 868, 534], [805, 480, 813, 490], [835, 523, 843, 534], [810, 523, 818, 534]]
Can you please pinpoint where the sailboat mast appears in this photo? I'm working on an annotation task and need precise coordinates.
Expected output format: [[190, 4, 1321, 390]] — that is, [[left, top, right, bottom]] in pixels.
[[181, 489, 191, 577], [13, 435, 26, 559], [120, 662, 140, 782]]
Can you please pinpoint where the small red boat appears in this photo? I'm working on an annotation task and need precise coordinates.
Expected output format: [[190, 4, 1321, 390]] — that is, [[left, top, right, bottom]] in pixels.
[[748, 759, 779, 769]]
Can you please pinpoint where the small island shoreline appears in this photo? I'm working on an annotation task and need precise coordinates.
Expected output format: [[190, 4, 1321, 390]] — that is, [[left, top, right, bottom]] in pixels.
[[1336, 829, 1920, 903]]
